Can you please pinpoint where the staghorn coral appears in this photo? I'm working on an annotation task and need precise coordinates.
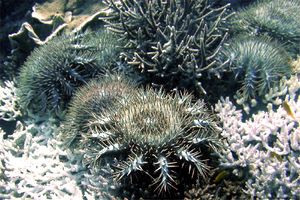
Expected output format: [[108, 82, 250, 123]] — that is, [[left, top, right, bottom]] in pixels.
[[214, 75, 300, 199], [0, 81, 21, 121], [0, 118, 83, 199], [184, 179, 249, 200], [77, 88, 222, 198], [101, 0, 232, 94], [290, 56, 300, 74], [0, 114, 122, 199], [264, 75, 300, 106], [228, 0, 300, 56], [17, 30, 121, 114], [60, 74, 137, 149], [217, 35, 291, 102]]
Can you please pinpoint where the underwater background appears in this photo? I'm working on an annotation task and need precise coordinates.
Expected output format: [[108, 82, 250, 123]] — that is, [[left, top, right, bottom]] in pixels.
[[0, 0, 299, 199]]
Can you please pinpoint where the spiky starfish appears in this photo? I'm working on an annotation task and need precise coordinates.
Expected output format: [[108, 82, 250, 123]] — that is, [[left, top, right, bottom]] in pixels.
[[82, 88, 222, 195]]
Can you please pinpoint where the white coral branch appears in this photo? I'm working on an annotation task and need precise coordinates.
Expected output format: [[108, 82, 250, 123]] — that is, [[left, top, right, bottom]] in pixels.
[[0, 81, 21, 121]]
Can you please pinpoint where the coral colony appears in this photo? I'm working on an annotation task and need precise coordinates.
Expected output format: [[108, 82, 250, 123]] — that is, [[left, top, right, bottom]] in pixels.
[[0, 0, 299, 199], [100, 0, 232, 94]]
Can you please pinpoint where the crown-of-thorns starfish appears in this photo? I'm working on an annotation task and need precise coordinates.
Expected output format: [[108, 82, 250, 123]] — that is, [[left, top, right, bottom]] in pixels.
[[82, 88, 222, 194]]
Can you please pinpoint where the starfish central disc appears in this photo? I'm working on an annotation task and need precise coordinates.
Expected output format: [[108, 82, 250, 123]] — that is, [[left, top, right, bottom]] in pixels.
[[119, 99, 183, 145]]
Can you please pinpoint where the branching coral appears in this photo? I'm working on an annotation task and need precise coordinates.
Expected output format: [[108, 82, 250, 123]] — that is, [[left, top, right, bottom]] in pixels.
[[0, 118, 83, 199], [101, 0, 232, 94], [0, 114, 122, 199], [184, 178, 249, 199], [229, 0, 300, 55], [291, 56, 300, 74], [264, 74, 300, 107], [75, 88, 222, 197], [214, 75, 300, 198], [0, 81, 21, 121], [218, 35, 291, 102], [17, 30, 122, 114]]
